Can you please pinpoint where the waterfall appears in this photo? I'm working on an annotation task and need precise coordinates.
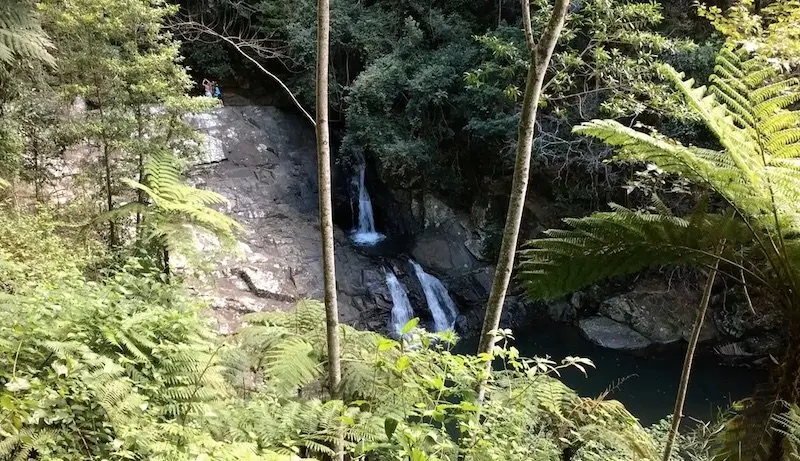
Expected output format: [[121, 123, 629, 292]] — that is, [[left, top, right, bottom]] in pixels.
[[350, 163, 385, 245], [385, 269, 414, 338], [410, 260, 458, 332]]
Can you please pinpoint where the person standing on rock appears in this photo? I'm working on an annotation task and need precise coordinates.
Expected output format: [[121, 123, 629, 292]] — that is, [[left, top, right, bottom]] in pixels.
[[212, 80, 223, 106], [201, 78, 213, 97]]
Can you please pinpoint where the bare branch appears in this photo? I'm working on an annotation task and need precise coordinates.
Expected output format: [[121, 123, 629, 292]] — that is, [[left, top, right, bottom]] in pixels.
[[169, 13, 315, 126]]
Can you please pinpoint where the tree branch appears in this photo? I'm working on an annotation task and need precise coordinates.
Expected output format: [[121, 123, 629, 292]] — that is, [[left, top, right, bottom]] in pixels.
[[169, 17, 315, 126], [520, 0, 536, 54]]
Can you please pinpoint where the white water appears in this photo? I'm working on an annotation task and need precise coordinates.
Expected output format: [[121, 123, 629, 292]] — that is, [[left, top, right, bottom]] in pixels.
[[410, 260, 458, 332], [385, 269, 414, 338], [350, 164, 385, 245]]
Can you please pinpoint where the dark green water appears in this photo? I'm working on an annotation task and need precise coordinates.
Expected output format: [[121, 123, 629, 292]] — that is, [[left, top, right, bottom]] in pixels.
[[456, 320, 766, 426]]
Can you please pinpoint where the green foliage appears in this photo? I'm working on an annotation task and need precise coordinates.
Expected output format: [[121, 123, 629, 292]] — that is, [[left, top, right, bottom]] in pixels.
[[36, 0, 219, 250], [0, 212, 298, 461], [698, 0, 800, 67], [98, 151, 241, 265], [1, 208, 715, 460], [232, 306, 662, 460], [522, 46, 800, 296], [182, 41, 235, 81], [773, 403, 800, 459], [519, 202, 750, 299], [465, 1, 698, 120], [521, 46, 800, 460], [245, 0, 708, 200], [0, 0, 54, 66]]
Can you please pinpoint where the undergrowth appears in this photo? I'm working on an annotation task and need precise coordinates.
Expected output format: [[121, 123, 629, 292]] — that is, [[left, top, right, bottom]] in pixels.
[[0, 211, 733, 460]]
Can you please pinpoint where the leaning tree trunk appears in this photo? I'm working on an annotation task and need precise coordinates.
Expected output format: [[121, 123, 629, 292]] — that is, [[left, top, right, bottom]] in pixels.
[[476, 0, 570, 375], [315, 1, 344, 460], [662, 256, 720, 461]]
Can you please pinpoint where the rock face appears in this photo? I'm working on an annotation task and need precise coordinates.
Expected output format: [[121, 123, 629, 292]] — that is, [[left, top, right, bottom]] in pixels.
[[598, 278, 716, 345], [186, 103, 780, 360], [186, 105, 392, 334], [551, 275, 781, 357], [187, 103, 537, 338], [407, 194, 535, 335], [578, 317, 653, 350]]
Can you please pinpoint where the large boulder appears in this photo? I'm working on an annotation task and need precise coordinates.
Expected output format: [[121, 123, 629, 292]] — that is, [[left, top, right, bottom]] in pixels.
[[410, 228, 475, 274], [578, 317, 653, 350], [711, 290, 784, 359], [598, 277, 716, 345], [712, 292, 783, 340]]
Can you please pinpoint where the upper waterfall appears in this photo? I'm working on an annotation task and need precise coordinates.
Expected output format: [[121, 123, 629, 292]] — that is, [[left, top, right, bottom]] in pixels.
[[350, 163, 385, 245]]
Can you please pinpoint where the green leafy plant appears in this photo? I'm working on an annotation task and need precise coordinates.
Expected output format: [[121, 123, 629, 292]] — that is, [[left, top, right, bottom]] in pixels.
[[0, 0, 53, 66], [698, 0, 800, 67], [95, 151, 241, 276], [519, 46, 800, 460]]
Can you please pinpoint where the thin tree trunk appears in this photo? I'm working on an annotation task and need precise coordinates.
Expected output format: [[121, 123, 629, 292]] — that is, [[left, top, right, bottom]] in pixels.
[[32, 133, 40, 203], [136, 106, 145, 229], [316, 0, 344, 458], [662, 256, 721, 461], [497, 0, 502, 27], [96, 93, 117, 249], [102, 142, 117, 248], [162, 246, 170, 281], [476, 0, 570, 376]]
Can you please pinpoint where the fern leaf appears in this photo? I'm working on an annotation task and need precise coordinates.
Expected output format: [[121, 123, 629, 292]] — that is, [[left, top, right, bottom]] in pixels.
[[519, 206, 750, 299], [264, 337, 321, 394]]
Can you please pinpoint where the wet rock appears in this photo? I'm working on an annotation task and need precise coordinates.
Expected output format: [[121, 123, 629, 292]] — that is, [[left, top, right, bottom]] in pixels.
[[237, 267, 296, 302], [712, 293, 783, 340], [546, 300, 577, 323], [579, 317, 653, 350], [186, 104, 389, 330], [423, 194, 458, 229], [411, 228, 476, 274], [598, 278, 716, 344]]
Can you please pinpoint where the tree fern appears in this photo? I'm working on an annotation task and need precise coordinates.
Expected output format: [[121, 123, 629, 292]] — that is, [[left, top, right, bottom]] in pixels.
[[519, 203, 752, 299], [96, 151, 241, 270], [523, 46, 800, 318], [0, 0, 54, 66], [521, 46, 800, 461], [126, 152, 241, 245]]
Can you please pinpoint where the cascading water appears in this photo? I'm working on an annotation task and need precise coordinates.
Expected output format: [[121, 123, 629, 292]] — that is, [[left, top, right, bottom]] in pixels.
[[410, 260, 459, 332], [385, 269, 414, 338], [350, 164, 385, 245]]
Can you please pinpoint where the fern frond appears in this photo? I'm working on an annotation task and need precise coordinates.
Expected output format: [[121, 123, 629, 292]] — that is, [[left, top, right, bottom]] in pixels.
[[112, 152, 242, 254], [264, 337, 322, 394], [773, 404, 800, 459], [519, 205, 751, 299], [0, 1, 54, 66]]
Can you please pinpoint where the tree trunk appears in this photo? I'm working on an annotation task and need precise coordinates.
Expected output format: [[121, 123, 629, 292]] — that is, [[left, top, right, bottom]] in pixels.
[[662, 257, 720, 461], [162, 246, 170, 281], [32, 132, 40, 203], [136, 106, 145, 229], [102, 142, 117, 248], [476, 0, 570, 371], [316, 0, 344, 458]]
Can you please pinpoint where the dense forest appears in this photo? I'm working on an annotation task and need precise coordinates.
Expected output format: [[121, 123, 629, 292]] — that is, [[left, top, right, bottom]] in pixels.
[[2, 0, 800, 460]]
